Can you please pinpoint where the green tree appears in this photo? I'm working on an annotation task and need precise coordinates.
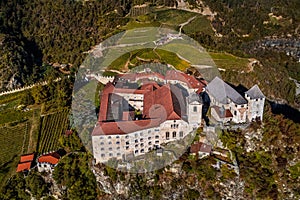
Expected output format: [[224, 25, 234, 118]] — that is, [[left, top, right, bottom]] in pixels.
[[26, 172, 49, 199]]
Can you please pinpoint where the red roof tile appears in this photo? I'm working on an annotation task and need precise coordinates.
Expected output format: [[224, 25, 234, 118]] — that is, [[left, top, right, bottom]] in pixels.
[[212, 106, 233, 118], [95, 70, 202, 136], [16, 161, 31, 172], [38, 152, 60, 165], [92, 118, 162, 136], [143, 84, 181, 120], [190, 142, 212, 154], [20, 153, 34, 163], [165, 70, 205, 90]]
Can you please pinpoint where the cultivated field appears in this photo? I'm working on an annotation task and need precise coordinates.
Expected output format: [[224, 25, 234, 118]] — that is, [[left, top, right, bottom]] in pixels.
[[37, 110, 70, 153], [0, 121, 31, 165]]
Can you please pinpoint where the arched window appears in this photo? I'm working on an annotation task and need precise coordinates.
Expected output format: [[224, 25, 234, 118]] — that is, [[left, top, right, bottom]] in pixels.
[[172, 131, 176, 138]]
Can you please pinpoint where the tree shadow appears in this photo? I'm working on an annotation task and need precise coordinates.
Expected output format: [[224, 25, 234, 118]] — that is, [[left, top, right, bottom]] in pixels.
[[268, 100, 300, 123]]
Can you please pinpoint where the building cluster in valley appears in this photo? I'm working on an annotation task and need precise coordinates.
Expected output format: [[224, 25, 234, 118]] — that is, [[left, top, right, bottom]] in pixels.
[[92, 69, 265, 163]]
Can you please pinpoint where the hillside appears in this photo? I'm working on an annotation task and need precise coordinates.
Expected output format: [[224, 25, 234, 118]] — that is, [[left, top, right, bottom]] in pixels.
[[0, 1, 299, 199], [0, 0, 299, 106]]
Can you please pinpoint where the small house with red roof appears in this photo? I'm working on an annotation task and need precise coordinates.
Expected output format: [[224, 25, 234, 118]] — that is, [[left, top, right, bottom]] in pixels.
[[190, 142, 212, 159], [16, 153, 35, 172], [37, 152, 61, 172]]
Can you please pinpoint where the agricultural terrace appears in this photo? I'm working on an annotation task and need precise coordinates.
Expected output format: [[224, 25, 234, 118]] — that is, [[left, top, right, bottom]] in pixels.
[[0, 121, 31, 189], [37, 110, 70, 153], [107, 48, 191, 72]]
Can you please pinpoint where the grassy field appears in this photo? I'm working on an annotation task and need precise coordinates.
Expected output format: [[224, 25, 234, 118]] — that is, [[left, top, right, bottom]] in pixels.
[[37, 110, 70, 153], [182, 15, 215, 36], [209, 52, 249, 71], [107, 48, 191, 72], [0, 91, 36, 125], [123, 9, 197, 31], [160, 42, 215, 66], [154, 9, 196, 27]]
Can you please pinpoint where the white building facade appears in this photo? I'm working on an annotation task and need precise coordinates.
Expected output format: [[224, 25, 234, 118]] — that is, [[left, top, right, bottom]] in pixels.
[[92, 70, 205, 163]]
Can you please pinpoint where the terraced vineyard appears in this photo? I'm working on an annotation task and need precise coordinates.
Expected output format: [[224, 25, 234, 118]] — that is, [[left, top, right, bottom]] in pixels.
[[37, 110, 69, 153], [0, 121, 31, 165]]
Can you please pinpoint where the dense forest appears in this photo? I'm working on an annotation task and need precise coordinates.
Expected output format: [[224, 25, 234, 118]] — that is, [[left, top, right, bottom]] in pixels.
[[0, 0, 299, 107]]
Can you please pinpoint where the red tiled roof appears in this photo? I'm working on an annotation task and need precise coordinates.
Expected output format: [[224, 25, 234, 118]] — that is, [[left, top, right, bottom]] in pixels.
[[65, 130, 73, 136], [20, 153, 34, 163], [140, 82, 160, 91], [92, 118, 162, 136], [38, 152, 60, 165], [190, 142, 212, 153], [115, 72, 165, 82], [143, 84, 181, 120], [16, 161, 31, 172], [212, 106, 233, 119], [115, 70, 205, 90], [165, 70, 205, 89], [95, 70, 202, 136]]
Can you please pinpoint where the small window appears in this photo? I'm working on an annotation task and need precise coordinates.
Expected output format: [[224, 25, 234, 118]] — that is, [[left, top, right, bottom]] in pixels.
[[166, 132, 170, 139], [172, 131, 176, 138], [148, 137, 151, 140], [140, 138, 143, 142], [126, 141, 129, 145], [179, 131, 183, 137], [109, 153, 113, 157], [108, 141, 112, 145], [108, 136, 112, 139], [101, 148, 104, 151], [117, 153, 121, 156], [193, 106, 197, 112], [126, 146, 129, 150], [155, 135, 159, 139], [135, 139, 138, 143], [100, 142, 104, 145], [125, 135, 129, 139], [109, 147, 112, 151], [135, 150, 138, 154], [148, 130, 151, 133], [117, 147, 120, 150], [101, 154, 105, 157], [141, 149, 144, 153], [155, 140, 159, 144], [116, 136, 120, 139], [234, 111, 237, 116], [116, 141, 120, 145], [148, 141, 152, 145]]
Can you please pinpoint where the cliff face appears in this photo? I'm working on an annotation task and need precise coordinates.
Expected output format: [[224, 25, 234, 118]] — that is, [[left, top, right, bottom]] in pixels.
[[0, 35, 40, 92]]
